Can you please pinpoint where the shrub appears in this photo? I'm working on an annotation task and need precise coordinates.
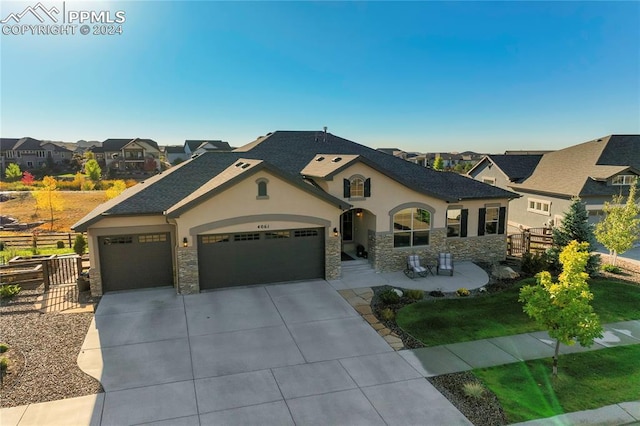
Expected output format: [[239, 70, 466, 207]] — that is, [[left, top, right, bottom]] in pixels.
[[73, 234, 87, 255], [405, 289, 424, 301], [56, 240, 65, 249], [380, 307, 395, 321], [379, 289, 400, 305], [0, 343, 8, 353], [0, 241, 4, 251], [602, 264, 622, 274], [462, 382, 485, 399], [429, 290, 445, 297], [456, 288, 470, 297], [521, 252, 549, 275], [0, 357, 8, 371], [0, 284, 21, 300]]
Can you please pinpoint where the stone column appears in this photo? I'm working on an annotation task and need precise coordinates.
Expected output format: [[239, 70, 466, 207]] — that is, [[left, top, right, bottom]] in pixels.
[[325, 235, 341, 280], [177, 247, 200, 294]]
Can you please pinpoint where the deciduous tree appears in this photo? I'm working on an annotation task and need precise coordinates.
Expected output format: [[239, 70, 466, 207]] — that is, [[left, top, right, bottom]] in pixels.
[[33, 176, 64, 231], [519, 240, 603, 376], [21, 171, 35, 186], [595, 181, 640, 266], [105, 180, 127, 200]]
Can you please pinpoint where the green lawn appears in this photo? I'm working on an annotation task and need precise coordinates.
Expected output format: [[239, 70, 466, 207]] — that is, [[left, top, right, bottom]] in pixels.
[[473, 345, 640, 423], [1, 247, 75, 262], [396, 279, 640, 346]]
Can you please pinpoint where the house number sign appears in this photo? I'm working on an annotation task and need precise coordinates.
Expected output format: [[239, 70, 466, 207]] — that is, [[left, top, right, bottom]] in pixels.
[[257, 224, 270, 229]]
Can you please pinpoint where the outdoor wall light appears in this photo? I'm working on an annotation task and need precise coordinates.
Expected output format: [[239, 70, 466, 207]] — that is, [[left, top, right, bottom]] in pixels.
[[356, 209, 363, 217], [333, 228, 339, 237], [182, 237, 188, 247]]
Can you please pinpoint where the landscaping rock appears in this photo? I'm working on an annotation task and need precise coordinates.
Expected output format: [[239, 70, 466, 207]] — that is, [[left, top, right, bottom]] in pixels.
[[491, 265, 520, 280]]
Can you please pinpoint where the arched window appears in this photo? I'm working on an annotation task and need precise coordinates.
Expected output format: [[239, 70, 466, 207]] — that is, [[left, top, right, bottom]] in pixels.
[[256, 178, 269, 199], [350, 177, 364, 198], [393, 207, 430, 247]]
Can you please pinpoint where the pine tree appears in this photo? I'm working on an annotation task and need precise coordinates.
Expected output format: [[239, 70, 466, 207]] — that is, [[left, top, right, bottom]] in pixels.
[[549, 197, 600, 275]]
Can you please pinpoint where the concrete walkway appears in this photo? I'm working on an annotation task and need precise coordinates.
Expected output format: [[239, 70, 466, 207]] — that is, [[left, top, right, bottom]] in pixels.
[[1, 282, 471, 426]]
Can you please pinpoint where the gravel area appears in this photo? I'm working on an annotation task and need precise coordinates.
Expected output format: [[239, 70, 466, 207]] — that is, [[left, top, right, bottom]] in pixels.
[[0, 288, 103, 408]]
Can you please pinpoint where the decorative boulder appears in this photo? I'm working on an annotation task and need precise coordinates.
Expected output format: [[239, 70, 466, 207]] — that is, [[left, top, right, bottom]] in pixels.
[[392, 288, 403, 297], [491, 265, 520, 280]]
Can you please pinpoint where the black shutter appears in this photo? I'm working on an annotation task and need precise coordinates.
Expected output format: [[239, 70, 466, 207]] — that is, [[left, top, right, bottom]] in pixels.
[[343, 179, 350, 198], [498, 207, 506, 234], [478, 208, 486, 236], [364, 178, 371, 197], [460, 209, 468, 237]]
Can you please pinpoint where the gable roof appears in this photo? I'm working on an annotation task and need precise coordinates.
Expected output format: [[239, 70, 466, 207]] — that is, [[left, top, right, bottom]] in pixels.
[[300, 154, 361, 178], [103, 138, 160, 151], [73, 130, 517, 231], [0, 138, 20, 151], [469, 154, 542, 183], [164, 145, 185, 154], [184, 140, 231, 152], [512, 135, 640, 197], [234, 131, 516, 202], [14, 137, 43, 150]]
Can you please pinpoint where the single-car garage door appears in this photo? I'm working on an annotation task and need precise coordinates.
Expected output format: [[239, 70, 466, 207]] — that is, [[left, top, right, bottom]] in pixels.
[[99, 233, 173, 292], [198, 228, 325, 290]]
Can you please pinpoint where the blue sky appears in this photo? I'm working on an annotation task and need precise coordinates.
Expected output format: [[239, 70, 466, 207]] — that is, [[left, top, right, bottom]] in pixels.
[[1, 1, 639, 153]]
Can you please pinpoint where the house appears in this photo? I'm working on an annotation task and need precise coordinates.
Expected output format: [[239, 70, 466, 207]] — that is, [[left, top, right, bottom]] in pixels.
[[0, 137, 73, 173], [468, 135, 640, 232], [73, 130, 517, 296], [102, 138, 161, 173], [163, 140, 233, 165]]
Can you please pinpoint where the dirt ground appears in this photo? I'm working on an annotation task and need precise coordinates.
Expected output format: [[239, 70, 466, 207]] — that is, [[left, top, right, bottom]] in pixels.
[[0, 191, 107, 233]]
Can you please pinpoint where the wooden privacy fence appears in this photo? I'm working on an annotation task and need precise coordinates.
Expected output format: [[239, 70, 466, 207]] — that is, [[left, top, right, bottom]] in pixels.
[[0, 232, 83, 250], [0, 254, 82, 291], [507, 227, 553, 257]]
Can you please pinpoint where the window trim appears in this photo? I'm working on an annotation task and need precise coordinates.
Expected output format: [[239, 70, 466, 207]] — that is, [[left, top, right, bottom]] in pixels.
[[482, 177, 496, 186], [612, 175, 637, 186], [390, 203, 434, 248], [256, 178, 269, 200], [446, 206, 468, 238], [527, 197, 551, 216]]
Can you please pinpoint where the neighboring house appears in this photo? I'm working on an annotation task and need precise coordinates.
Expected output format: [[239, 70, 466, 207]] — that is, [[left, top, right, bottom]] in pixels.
[[163, 140, 233, 165], [468, 135, 640, 232], [74, 130, 516, 296], [163, 145, 187, 164], [102, 138, 161, 173], [0, 137, 73, 173]]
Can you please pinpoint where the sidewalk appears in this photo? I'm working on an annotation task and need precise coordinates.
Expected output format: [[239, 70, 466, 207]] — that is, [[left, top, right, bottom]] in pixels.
[[398, 319, 640, 425]]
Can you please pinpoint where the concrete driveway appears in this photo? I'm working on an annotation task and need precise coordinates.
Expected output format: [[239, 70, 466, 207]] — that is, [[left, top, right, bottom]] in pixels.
[[75, 280, 471, 425]]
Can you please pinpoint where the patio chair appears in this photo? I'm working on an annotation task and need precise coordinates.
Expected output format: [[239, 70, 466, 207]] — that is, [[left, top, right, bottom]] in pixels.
[[404, 254, 428, 279], [437, 252, 454, 276]]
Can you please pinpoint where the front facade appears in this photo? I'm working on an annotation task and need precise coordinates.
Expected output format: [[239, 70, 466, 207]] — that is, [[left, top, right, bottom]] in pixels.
[[74, 131, 516, 296], [469, 135, 640, 232], [103, 138, 161, 173], [0, 137, 73, 173]]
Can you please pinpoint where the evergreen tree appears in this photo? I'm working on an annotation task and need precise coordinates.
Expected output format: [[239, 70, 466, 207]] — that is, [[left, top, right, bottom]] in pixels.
[[549, 197, 600, 275]]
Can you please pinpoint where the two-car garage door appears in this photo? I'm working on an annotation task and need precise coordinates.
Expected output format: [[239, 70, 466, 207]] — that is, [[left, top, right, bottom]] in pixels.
[[198, 228, 325, 290]]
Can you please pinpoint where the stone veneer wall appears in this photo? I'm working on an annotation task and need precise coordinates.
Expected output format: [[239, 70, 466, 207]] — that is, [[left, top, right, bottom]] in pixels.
[[367, 230, 377, 266], [177, 247, 199, 294], [89, 267, 102, 296], [325, 236, 341, 280], [372, 228, 506, 272], [444, 234, 506, 263]]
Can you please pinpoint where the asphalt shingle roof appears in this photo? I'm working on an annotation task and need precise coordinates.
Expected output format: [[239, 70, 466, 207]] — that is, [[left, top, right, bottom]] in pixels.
[[73, 131, 517, 230], [103, 138, 160, 151], [513, 135, 640, 198], [486, 155, 542, 182]]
